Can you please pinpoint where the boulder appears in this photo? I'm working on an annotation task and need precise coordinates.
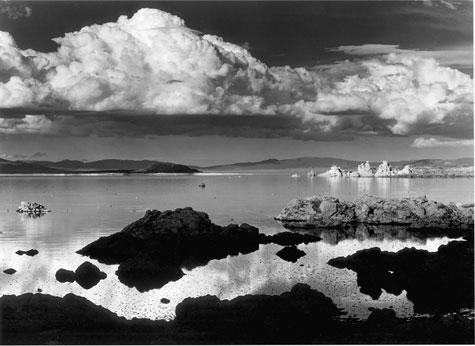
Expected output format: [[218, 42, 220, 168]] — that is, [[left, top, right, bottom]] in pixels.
[[55, 269, 76, 283], [16, 249, 39, 256], [276, 245, 306, 262], [276, 194, 474, 230], [3, 268, 16, 275], [74, 262, 107, 289]]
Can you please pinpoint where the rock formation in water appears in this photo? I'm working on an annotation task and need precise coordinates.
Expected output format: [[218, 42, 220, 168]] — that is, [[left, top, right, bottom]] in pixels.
[[16, 249, 39, 256], [55, 262, 107, 289], [328, 237, 474, 314], [258, 232, 320, 246], [319, 160, 473, 178], [77, 207, 260, 291], [374, 161, 395, 177], [275, 194, 474, 230], [77, 207, 323, 292], [276, 245, 306, 262], [358, 161, 374, 177], [16, 201, 51, 215]]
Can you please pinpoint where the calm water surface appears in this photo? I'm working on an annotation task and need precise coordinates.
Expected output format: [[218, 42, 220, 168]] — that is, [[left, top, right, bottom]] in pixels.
[[0, 173, 473, 320]]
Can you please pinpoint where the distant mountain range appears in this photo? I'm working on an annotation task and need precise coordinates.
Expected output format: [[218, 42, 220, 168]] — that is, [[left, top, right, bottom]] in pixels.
[[0, 157, 472, 174], [0, 159, 199, 174], [200, 157, 474, 171]]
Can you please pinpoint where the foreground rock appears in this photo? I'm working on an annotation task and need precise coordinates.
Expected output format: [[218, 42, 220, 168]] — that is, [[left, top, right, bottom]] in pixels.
[[16, 201, 51, 216], [1, 286, 473, 344], [55, 261, 107, 289], [77, 208, 260, 291], [276, 194, 474, 230], [328, 239, 474, 314]]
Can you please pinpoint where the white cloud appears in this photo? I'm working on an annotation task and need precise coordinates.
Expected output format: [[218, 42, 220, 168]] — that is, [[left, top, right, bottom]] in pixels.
[[0, 8, 472, 139], [329, 44, 473, 69], [0, 115, 54, 135], [411, 137, 474, 148]]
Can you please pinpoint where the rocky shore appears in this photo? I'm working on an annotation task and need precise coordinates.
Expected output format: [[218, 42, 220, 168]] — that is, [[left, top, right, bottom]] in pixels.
[[276, 194, 474, 230], [1, 284, 473, 344]]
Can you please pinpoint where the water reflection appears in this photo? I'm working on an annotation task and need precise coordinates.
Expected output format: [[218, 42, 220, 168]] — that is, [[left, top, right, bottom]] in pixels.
[[0, 175, 472, 322]]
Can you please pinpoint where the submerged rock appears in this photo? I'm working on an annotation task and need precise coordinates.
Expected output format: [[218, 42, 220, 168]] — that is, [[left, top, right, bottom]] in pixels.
[[77, 207, 259, 292], [16, 249, 39, 256], [276, 245, 306, 262], [276, 194, 474, 230]]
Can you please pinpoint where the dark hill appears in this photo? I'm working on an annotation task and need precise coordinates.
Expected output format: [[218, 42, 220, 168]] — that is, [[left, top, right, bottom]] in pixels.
[[134, 163, 199, 174]]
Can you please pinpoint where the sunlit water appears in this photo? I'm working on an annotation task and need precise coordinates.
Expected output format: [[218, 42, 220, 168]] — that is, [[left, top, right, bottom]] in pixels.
[[0, 172, 473, 321]]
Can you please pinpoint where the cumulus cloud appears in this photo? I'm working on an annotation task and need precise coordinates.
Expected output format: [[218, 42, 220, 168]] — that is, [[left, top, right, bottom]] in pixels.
[[0, 8, 472, 140], [0, 115, 54, 134], [411, 137, 474, 148], [329, 44, 472, 69], [0, 0, 32, 20]]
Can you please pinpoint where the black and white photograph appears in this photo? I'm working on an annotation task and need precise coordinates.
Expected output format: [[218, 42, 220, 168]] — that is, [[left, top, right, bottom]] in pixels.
[[0, 0, 473, 343]]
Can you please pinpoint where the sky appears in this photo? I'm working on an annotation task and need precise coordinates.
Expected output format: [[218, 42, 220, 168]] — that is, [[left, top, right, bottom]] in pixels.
[[0, 0, 473, 165]]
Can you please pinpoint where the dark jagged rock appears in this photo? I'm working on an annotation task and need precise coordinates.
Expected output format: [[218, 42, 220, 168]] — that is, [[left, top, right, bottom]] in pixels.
[[77, 208, 259, 291], [75, 261, 107, 289], [0, 289, 473, 344], [55, 269, 76, 283], [258, 231, 320, 246], [276, 245, 306, 262], [3, 268, 16, 275], [328, 239, 474, 314], [15, 249, 39, 256], [276, 194, 474, 230]]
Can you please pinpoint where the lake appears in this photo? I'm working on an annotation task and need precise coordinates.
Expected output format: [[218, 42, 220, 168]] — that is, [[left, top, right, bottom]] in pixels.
[[0, 172, 473, 321]]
